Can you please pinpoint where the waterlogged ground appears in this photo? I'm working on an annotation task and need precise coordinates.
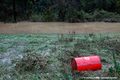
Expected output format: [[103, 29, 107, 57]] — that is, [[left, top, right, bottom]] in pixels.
[[0, 33, 120, 80]]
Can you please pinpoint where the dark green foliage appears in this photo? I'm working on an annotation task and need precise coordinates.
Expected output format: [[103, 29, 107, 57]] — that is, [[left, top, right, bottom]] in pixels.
[[0, 47, 7, 53], [109, 67, 115, 76], [1, 0, 120, 22]]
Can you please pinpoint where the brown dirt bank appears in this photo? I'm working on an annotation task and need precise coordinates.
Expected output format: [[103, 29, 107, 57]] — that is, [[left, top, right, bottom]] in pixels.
[[0, 22, 120, 34]]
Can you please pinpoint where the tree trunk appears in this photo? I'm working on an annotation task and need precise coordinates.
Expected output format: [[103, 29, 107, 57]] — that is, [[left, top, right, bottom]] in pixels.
[[13, 0, 17, 22]]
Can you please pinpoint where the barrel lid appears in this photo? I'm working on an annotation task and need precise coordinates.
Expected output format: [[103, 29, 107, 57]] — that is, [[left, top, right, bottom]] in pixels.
[[71, 58, 77, 70]]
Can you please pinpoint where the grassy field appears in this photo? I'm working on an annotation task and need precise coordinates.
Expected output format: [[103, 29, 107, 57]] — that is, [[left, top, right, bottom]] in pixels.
[[0, 33, 120, 80]]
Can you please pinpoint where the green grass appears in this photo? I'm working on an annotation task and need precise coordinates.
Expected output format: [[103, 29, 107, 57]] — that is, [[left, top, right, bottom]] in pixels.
[[0, 33, 120, 80]]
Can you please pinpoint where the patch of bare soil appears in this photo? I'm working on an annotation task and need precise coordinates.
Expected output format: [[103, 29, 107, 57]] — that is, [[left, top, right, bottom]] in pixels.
[[0, 22, 120, 34]]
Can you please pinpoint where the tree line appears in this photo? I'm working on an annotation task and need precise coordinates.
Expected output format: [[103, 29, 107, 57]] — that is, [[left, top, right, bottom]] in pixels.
[[0, 0, 120, 22]]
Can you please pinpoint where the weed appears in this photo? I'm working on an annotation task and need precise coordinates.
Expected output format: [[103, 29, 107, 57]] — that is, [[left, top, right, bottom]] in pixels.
[[0, 47, 7, 53], [13, 53, 48, 73], [101, 58, 108, 63]]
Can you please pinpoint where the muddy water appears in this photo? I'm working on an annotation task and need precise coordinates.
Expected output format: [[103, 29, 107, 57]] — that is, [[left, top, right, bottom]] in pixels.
[[0, 22, 120, 33]]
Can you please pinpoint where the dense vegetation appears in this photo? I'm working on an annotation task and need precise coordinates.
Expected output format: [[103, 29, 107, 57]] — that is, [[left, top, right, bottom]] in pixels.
[[0, 33, 120, 80], [1, 0, 120, 22]]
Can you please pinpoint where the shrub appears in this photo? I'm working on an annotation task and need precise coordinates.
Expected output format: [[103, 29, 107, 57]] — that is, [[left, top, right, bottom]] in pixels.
[[17, 9, 120, 22], [30, 11, 58, 22], [30, 14, 44, 22], [93, 10, 120, 22], [65, 9, 80, 22]]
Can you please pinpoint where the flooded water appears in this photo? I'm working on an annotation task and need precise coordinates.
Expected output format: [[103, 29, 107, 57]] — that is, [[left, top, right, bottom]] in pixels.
[[0, 22, 120, 33]]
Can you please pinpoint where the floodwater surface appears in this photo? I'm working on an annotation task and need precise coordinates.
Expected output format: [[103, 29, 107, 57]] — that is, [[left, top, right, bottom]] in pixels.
[[0, 22, 120, 33]]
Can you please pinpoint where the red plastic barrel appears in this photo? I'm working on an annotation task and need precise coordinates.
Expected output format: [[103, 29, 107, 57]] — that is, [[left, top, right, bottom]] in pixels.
[[71, 56, 102, 71]]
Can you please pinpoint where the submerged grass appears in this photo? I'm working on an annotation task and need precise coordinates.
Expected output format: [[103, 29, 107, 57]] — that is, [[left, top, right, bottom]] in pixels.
[[0, 33, 120, 80]]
